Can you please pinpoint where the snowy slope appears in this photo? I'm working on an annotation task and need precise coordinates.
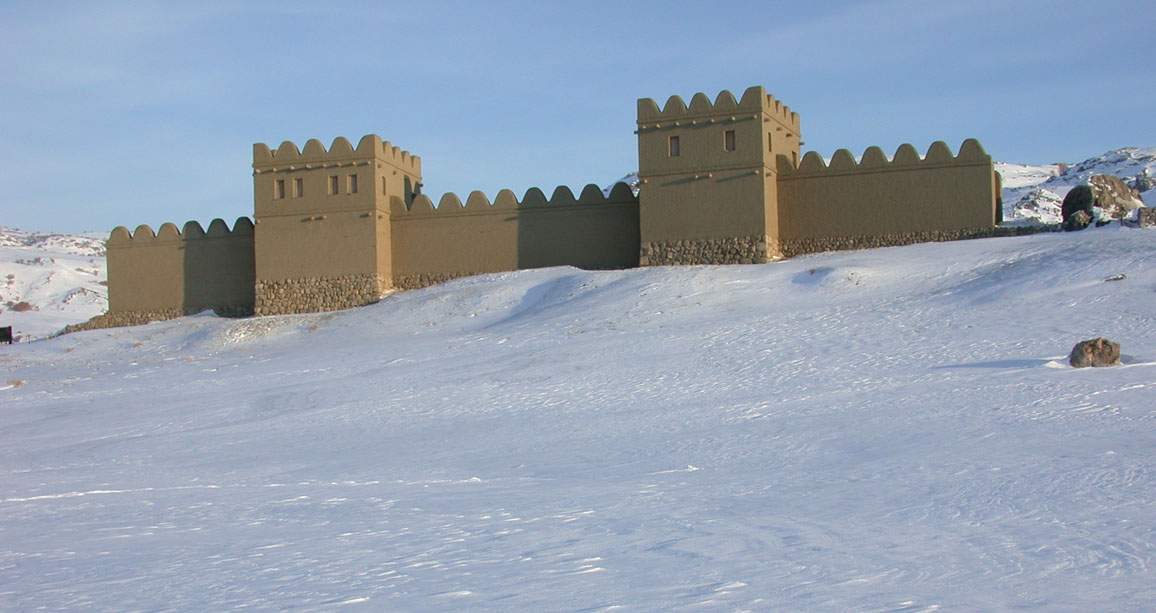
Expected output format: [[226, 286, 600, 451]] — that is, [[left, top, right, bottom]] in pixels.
[[3, 226, 1156, 610], [1000, 148, 1156, 223], [995, 161, 1063, 190], [0, 227, 107, 341]]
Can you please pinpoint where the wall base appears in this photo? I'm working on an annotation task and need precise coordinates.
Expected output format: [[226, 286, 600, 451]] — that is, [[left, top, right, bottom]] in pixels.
[[255, 273, 388, 316], [60, 304, 254, 334], [776, 225, 1058, 258], [392, 272, 473, 291], [640, 236, 771, 266], [62, 309, 185, 334]]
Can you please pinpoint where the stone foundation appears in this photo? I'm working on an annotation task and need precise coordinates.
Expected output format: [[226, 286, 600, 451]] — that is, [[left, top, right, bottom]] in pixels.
[[776, 225, 1058, 258], [1140, 207, 1156, 228], [392, 272, 473, 291], [61, 309, 185, 334], [255, 273, 388, 316], [640, 236, 771, 266], [59, 303, 254, 335]]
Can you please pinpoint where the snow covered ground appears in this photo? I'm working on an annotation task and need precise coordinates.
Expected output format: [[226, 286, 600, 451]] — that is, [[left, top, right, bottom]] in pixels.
[[3, 226, 1156, 610], [0, 227, 107, 341]]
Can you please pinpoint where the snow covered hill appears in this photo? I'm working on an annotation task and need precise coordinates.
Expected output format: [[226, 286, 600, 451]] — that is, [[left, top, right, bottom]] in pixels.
[[999, 147, 1156, 223], [3, 226, 1155, 610], [0, 227, 107, 341]]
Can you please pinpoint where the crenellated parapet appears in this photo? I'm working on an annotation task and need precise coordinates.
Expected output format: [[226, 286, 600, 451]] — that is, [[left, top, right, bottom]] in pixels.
[[389, 182, 640, 288], [775, 138, 999, 251], [778, 139, 991, 177], [252, 134, 420, 176], [637, 86, 800, 134], [108, 217, 255, 246], [106, 217, 255, 317], [391, 182, 637, 217]]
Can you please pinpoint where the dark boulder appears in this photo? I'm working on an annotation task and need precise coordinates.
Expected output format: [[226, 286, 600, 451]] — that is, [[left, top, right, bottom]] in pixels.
[[1069, 337, 1121, 368], [1061, 185, 1094, 224]]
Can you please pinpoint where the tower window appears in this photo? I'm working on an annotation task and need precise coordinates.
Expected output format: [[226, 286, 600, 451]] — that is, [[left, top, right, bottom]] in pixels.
[[668, 135, 680, 157], [347, 174, 358, 194], [293, 177, 303, 198], [724, 130, 736, 152], [328, 175, 339, 195], [768, 133, 773, 152], [274, 179, 285, 200]]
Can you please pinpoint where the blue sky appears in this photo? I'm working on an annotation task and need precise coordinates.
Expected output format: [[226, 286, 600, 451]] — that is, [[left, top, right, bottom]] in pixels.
[[2, 0, 1153, 233]]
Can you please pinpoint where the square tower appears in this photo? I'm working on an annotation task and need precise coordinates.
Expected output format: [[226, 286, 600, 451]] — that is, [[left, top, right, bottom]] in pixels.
[[251, 134, 421, 315], [636, 86, 800, 264]]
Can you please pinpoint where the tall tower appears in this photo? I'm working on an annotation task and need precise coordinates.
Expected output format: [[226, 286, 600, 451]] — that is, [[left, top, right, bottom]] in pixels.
[[251, 135, 421, 315], [635, 86, 800, 265]]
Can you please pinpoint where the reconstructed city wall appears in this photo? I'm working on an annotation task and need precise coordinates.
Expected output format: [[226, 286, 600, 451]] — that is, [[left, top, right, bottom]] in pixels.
[[88, 217, 255, 330], [251, 136, 418, 315], [636, 87, 801, 178], [775, 139, 998, 257], [252, 135, 421, 219], [390, 183, 639, 289], [635, 87, 801, 266], [184, 218, 257, 316], [252, 211, 387, 315], [92, 87, 1011, 331]]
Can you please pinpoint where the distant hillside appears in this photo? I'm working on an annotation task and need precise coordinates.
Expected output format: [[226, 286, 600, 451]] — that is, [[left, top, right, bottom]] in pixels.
[[0, 227, 107, 341], [998, 147, 1156, 223]]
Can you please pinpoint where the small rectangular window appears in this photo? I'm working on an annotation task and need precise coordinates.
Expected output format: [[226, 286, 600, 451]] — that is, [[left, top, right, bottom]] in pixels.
[[768, 133, 773, 152], [724, 130, 736, 152], [328, 175, 339, 195], [274, 179, 285, 200], [347, 173, 358, 194], [293, 177, 303, 198], [668, 135, 680, 157]]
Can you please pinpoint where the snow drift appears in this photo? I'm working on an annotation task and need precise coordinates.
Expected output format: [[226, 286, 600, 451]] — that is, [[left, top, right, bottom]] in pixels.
[[2, 226, 1155, 610]]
